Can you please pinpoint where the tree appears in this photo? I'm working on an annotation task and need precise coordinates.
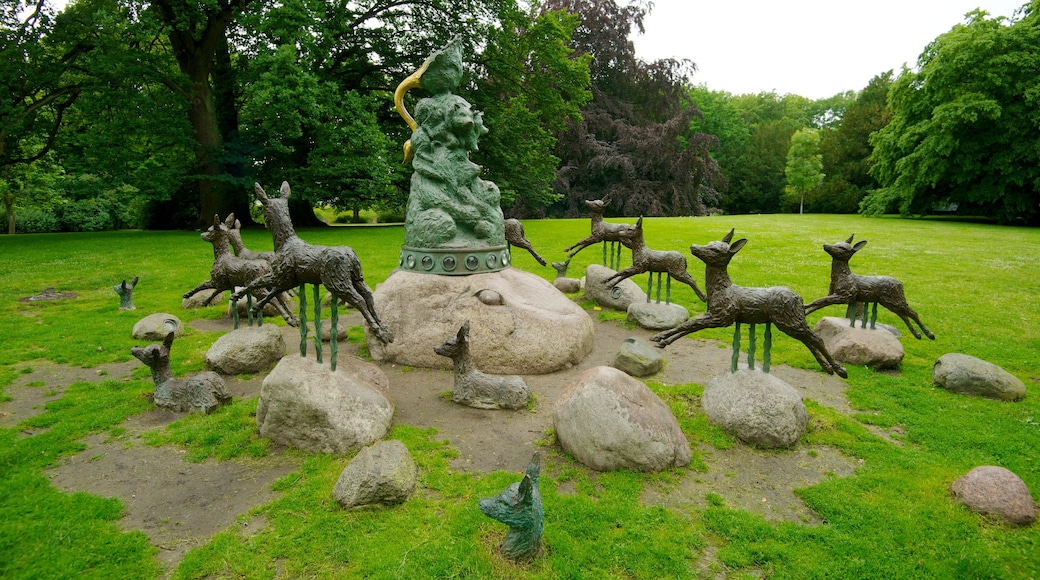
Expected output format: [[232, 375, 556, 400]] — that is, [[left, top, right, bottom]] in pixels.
[[867, 4, 1040, 223], [783, 127, 824, 214]]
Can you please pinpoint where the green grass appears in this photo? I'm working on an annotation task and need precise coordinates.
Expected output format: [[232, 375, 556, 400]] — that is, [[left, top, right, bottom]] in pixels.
[[1, 214, 1039, 578]]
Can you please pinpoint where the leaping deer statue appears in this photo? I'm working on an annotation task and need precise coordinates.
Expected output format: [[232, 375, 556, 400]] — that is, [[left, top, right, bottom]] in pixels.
[[562, 198, 627, 268], [604, 217, 707, 303], [804, 235, 935, 339], [231, 182, 393, 362], [650, 229, 847, 378]]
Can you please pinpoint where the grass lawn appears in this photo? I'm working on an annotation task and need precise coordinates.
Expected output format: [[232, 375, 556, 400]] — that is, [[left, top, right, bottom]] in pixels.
[[0, 213, 1038, 578]]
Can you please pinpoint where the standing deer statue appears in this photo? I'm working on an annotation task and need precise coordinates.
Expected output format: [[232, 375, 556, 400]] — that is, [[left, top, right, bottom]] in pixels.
[[804, 235, 935, 339], [604, 217, 707, 303], [562, 198, 626, 268], [231, 182, 393, 347], [434, 321, 532, 410], [650, 229, 848, 378], [183, 213, 298, 327], [504, 218, 547, 266], [131, 332, 231, 413]]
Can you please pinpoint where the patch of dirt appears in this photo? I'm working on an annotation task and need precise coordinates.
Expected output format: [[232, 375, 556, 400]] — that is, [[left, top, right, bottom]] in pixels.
[[18, 287, 79, 302], [0, 360, 136, 432]]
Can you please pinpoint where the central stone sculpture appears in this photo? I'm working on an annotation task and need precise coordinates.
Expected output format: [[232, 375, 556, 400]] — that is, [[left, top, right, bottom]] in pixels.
[[394, 38, 508, 275], [368, 38, 594, 374]]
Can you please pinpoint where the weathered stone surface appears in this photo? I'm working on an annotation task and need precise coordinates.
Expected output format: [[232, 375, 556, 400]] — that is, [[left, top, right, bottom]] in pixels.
[[333, 440, 418, 509], [583, 264, 646, 311], [553, 366, 690, 471], [182, 289, 225, 309], [367, 268, 593, 374], [614, 337, 664, 377], [132, 313, 185, 341], [703, 370, 807, 449], [205, 325, 285, 375], [257, 354, 393, 455], [951, 466, 1036, 526], [933, 353, 1026, 401], [553, 277, 581, 294], [814, 316, 904, 369], [627, 302, 689, 331]]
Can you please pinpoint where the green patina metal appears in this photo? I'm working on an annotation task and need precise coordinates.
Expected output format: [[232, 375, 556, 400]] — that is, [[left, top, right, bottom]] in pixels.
[[395, 38, 507, 273]]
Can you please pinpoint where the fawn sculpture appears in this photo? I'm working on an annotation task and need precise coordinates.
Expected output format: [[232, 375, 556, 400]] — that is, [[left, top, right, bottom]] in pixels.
[[131, 332, 231, 413], [650, 229, 848, 378], [228, 218, 277, 262], [604, 217, 707, 303], [805, 235, 935, 340], [479, 452, 543, 562], [563, 198, 626, 269], [232, 182, 393, 356], [434, 321, 532, 410], [551, 257, 581, 293], [183, 213, 298, 328], [113, 276, 139, 310], [504, 218, 547, 266]]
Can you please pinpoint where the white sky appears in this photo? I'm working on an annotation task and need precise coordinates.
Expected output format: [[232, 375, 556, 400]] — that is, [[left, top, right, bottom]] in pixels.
[[631, 0, 1028, 99]]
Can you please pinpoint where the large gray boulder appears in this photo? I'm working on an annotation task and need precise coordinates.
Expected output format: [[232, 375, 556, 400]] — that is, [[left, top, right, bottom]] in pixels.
[[814, 317, 904, 369], [583, 264, 646, 311], [182, 289, 225, 309], [627, 302, 689, 330], [951, 466, 1036, 526], [205, 324, 285, 375], [333, 440, 418, 509], [614, 337, 664, 377], [553, 366, 690, 472], [702, 370, 807, 448], [933, 353, 1026, 401], [367, 268, 594, 374], [132, 313, 185, 341], [257, 354, 393, 455]]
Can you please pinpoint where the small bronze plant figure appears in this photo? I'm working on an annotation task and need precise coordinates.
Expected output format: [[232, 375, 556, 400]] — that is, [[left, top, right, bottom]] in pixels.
[[604, 217, 707, 303], [434, 321, 532, 410], [805, 235, 935, 340], [563, 198, 626, 269], [651, 229, 847, 378], [479, 453, 543, 562], [504, 218, 547, 266], [113, 277, 139, 310], [131, 332, 230, 413]]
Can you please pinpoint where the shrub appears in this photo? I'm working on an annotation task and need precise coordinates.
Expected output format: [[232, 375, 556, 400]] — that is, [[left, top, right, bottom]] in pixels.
[[15, 207, 59, 233], [58, 199, 114, 232]]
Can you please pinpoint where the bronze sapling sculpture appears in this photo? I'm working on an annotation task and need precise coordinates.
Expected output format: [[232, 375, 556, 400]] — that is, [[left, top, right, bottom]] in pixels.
[[504, 218, 547, 266], [804, 235, 935, 340], [434, 321, 532, 410], [604, 217, 707, 303], [131, 332, 231, 413], [479, 453, 543, 562], [563, 198, 626, 269], [650, 229, 848, 378]]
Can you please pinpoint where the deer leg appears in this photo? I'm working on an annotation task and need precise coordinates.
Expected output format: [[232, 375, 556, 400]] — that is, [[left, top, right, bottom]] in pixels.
[[763, 322, 772, 373], [313, 284, 323, 365], [804, 294, 845, 315], [646, 273, 653, 303], [775, 322, 848, 379], [184, 280, 216, 300], [605, 266, 641, 289], [748, 323, 757, 371], [651, 314, 729, 348], [870, 302, 878, 330], [883, 302, 933, 340], [331, 283, 394, 345], [615, 242, 623, 270], [272, 292, 300, 327], [669, 270, 707, 302], [298, 284, 308, 357], [330, 300, 339, 371], [731, 323, 741, 372], [565, 237, 596, 258], [665, 274, 671, 304]]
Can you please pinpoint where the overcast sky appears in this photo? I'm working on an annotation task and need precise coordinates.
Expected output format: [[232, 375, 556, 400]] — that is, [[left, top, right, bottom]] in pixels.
[[630, 0, 1028, 99]]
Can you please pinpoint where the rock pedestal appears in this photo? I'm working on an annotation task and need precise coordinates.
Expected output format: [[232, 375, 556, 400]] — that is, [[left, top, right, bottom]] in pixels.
[[702, 370, 807, 449], [553, 366, 690, 471], [951, 466, 1036, 526], [627, 302, 689, 330], [367, 268, 593, 374], [333, 440, 418, 509], [257, 354, 393, 455], [583, 264, 646, 311], [205, 325, 285, 375], [614, 337, 664, 377], [814, 316, 904, 369], [933, 353, 1026, 401]]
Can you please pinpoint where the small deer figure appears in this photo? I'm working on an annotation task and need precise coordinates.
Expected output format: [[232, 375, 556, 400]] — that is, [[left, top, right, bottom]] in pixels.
[[504, 218, 547, 266], [551, 257, 581, 293], [563, 198, 626, 267], [113, 276, 139, 310], [805, 235, 935, 340], [227, 218, 277, 263], [131, 332, 231, 413], [479, 453, 543, 562], [604, 217, 707, 303], [434, 321, 532, 410], [231, 182, 393, 345], [651, 229, 847, 378], [183, 213, 298, 327]]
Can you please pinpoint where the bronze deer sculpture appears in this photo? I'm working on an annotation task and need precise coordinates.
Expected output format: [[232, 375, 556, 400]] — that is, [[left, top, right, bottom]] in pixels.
[[562, 198, 626, 268], [228, 218, 277, 262], [231, 182, 393, 348], [604, 217, 707, 303], [504, 218, 547, 266], [650, 229, 848, 378], [183, 213, 298, 327], [804, 235, 935, 339], [131, 332, 230, 414]]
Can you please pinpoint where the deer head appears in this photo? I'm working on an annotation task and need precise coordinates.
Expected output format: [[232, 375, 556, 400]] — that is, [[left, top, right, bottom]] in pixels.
[[616, 217, 644, 248], [690, 228, 748, 268], [434, 320, 470, 359], [583, 198, 609, 212], [200, 214, 227, 244], [823, 234, 868, 261]]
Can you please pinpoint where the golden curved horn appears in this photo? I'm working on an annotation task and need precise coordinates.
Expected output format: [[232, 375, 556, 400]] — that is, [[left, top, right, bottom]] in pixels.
[[394, 56, 432, 165]]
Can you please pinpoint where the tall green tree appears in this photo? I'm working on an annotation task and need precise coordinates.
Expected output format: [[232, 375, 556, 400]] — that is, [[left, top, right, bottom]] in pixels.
[[867, 3, 1040, 223], [783, 127, 824, 213]]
